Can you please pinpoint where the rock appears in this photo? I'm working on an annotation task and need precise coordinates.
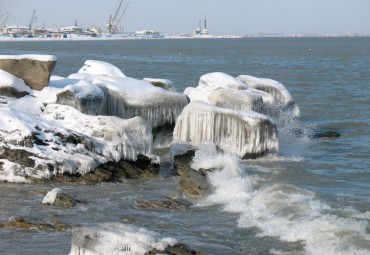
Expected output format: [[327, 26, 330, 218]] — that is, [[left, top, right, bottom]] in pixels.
[[173, 150, 210, 198], [0, 86, 29, 98], [42, 188, 85, 208], [311, 131, 341, 138], [0, 69, 32, 98], [133, 198, 190, 211], [0, 216, 72, 231], [173, 101, 279, 159], [147, 244, 204, 255], [0, 54, 57, 90], [143, 78, 177, 92]]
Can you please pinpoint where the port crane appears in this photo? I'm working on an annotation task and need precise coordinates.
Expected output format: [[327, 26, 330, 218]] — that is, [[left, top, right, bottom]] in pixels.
[[0, 10, 15, 31], [28, 9, 36, 31], [106, 0, 130, 34]]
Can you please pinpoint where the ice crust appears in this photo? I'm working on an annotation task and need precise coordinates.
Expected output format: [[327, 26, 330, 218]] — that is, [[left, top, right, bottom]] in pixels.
[[42, 188, 63, 204], [0, 69, 33, 93], [143, 78, 177, 92], [173, 101, 278, 158], [0, 54, 57, 62], [78, 60, 126, 77], [69, 223, 177, 255]]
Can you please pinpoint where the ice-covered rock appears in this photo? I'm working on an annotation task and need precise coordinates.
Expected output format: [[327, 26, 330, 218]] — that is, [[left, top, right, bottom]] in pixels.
[[0, 54, 57, 90], [78, 60, 126, 77], [70, 72, 189, 128], [207, 89, 264, 112], [0, 69, 33, 98], [0, 104, 153, 182], [143, 78, 177, 92], [56, 80, 104, 115], [70, 223, 177, 255], [42, 188, 84, 208], [173, 101, 279, 159], [237, 75, 300, 117], [184, 72, 248, 102]]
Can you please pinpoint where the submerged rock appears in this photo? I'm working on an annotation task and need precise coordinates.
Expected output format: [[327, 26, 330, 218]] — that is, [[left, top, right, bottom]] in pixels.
[[133, 198, 190, 211], [0, 216, 72, 231], [311, 131, 341, 138], [0, 54, 57, 90], [173, 101, 279, 159], [146, 244, 204, 255]]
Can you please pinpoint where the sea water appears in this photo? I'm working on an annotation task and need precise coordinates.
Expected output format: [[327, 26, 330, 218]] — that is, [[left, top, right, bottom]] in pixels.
[[0, 37, 369, 254]]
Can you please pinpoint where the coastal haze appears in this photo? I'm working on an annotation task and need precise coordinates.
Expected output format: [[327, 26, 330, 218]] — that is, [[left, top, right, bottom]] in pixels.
[[0, 37, 369, 254], [1, 0, 370, 35]]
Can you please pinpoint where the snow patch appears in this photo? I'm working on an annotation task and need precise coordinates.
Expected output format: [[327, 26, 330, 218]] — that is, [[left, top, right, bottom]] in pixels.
[[0, 54, 57, 62], [0, 69, 33, 93], [78, 60, 126, 77]]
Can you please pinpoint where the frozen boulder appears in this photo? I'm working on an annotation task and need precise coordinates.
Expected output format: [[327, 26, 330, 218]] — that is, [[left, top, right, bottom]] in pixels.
[[0, 105, 153, 182], [70, 72, 189, 128], [184, 72, 248, 102], [143, 78, 177, 92], [173, 101, 279, 159], [237, 75, 300, 117], [0, 54, 57, 90], [69, 223, 177, 255], [0, 69, 32, 98], [56, 80, 104, 115], [42, 188, 85, 208], [78, 60, 126, 77]]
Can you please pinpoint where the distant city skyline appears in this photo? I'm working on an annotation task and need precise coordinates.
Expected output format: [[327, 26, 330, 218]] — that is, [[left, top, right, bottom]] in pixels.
[[1, 0, 369, 35]]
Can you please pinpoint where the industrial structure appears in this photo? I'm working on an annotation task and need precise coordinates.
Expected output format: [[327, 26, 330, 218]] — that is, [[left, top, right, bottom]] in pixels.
[[106, 0, 130, 34], [193, 15, 209, 37]]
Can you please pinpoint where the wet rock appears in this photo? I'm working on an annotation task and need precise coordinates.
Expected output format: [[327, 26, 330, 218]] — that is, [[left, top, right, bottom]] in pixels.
[[0, 55, 57, 90], [133, 198, 190, 211], [147, 244, 204, 255], [42, 188, 86, 208], [173, 150, 210, 198], [311, 131, 341, 138], [0, 216, 72, 231]]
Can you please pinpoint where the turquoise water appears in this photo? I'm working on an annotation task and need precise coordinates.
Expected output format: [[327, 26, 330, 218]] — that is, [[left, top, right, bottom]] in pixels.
[[0, 37, 369, 254]]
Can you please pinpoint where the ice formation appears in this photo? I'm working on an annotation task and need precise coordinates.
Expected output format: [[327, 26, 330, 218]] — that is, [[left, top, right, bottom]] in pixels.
[[0, 69, 33, 94], [78, 60, 126, 77], [69, 72, 188, 128], [207, 89, 264, 112], [173, 101, 278, 159], [237, 75, 300, 117], [143, 78, 177, 92], [0, 104, 153, 181], [69, 223, 177, 255]]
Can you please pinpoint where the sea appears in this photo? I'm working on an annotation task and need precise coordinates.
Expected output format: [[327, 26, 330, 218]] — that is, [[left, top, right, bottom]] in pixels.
[[0, 37, 369, 255]]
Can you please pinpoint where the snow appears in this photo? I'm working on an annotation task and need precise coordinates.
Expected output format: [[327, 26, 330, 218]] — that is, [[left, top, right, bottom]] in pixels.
[[0, 54, 57, 62], [173, 101, 279, 158], [42, 188, 63, 204], [0, 69, 33, 93], [143, 78, 177, 92], [69, 223, 177, 255], [78, 60, 126, 77]]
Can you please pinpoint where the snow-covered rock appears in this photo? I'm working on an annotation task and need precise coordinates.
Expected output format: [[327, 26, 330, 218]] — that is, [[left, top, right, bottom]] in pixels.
[[78, 60, 126, 77], [173, 101, 279, 159], [0, 69, 33, 98], [143, 78, 177, 92], [0, 105, 153, 182], [70, 223, 177, 255], [237, 75, 300, 117], [0, 54, 57, 90], [70, 71, 189, 128]]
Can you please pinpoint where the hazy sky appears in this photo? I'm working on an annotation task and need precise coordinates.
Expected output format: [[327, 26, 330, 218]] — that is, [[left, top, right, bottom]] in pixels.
[[1, 0, 369, 34]]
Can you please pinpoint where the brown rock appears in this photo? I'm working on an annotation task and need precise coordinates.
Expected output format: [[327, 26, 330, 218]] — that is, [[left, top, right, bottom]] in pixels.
[[0, 55, 57, 90], [0, 217, 72, 231], [133, 199, 190, 211]]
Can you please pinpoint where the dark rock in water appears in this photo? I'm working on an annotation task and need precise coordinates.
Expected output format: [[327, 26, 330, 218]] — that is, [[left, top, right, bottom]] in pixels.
[[0, 216, 72, 231], [133, 198, 190, 211], [147, 244, 204, 255], [43, 188, 86, 208], [173, 150, 210, 198], [0, 86, 29, 98], [311, 131, 341, 138], [0, 55, 57, 90]]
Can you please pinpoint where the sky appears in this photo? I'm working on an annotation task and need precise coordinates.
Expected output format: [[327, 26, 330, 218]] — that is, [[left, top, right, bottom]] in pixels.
[[1, 0, 369, 35]]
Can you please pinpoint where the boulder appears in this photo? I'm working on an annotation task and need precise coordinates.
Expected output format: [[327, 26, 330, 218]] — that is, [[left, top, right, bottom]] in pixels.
[[0, 54, 57, 90], [0, 69, 32, 98], [173, 101, 279, 159], [42, 188, 85, 208]]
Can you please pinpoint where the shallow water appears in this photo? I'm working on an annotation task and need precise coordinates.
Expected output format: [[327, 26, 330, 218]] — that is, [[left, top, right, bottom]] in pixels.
[[0, 37, 369, 254]]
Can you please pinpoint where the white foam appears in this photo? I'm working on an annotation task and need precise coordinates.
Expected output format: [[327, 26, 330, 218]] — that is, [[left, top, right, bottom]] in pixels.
[[192, 145, 370, 255], [69, 223, 177, 255]]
